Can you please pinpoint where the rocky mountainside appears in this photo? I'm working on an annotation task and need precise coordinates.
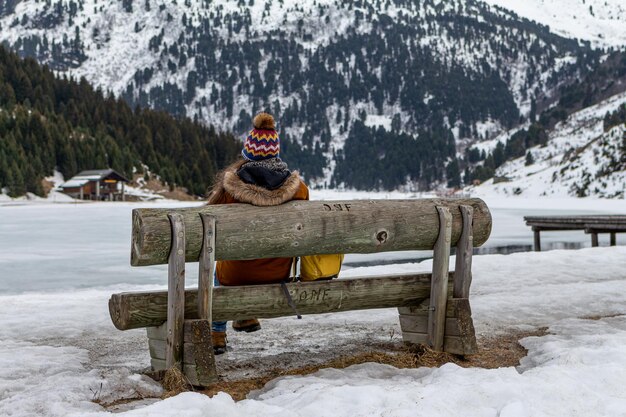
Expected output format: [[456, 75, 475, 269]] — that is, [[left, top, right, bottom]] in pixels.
[[0, 0, 623, 193], [468, 92, 625, 199]]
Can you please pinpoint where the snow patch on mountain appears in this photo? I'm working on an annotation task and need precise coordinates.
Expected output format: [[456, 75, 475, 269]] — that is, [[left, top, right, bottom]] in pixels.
[[0, 0, 356, 95], [469, 91, 626, 198], [482, 0, 626, 48]]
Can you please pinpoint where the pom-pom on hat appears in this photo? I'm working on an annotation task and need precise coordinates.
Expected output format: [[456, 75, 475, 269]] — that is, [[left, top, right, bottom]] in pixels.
[[242, 112, 280, 161]]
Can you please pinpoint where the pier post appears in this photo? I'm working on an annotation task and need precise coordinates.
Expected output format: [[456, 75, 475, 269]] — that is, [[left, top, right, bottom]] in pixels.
[[533, 228, 541, 252]]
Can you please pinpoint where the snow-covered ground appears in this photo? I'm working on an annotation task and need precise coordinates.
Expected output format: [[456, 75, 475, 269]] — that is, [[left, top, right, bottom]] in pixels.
[[0, 189, 75, 205], [0, 197, 625, 416]]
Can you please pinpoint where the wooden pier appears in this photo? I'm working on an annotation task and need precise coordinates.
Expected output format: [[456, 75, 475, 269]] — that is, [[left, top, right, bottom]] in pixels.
[[524, 215, 626, 251]]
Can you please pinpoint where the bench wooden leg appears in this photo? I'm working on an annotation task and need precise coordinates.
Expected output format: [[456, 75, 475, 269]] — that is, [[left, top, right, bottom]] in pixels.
[[610, 233, 616, 246], [399, 204, 478, 356], [591, 232, 599, 247], [198, 214, 216, 322], [399, 298, 477, 355], [166, 213, 186, 370], [148, 322, 168, 374], [182, 319, 218, 386], [147, 320, 218, 387], [452, 206, 478, 355], [427, 206, 452, 351], [454, 206, 473, 299]]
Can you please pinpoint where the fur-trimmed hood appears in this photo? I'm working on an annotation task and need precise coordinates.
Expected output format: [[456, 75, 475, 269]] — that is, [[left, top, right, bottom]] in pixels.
[[222, 165, 303, 206]]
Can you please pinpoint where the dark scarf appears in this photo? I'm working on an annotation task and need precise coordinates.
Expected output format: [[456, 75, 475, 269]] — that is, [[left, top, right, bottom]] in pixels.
[[237, 158, 291, 191]]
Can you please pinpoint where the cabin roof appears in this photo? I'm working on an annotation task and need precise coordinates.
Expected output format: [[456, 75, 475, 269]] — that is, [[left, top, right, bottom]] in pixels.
[[60, 169, 130, 188]]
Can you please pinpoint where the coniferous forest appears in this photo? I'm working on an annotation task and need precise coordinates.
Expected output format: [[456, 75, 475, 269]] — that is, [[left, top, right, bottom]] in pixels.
[[0, 46, 240, 197]]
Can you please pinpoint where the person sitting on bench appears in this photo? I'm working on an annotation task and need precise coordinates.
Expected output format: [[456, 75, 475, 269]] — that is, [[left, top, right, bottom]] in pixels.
[[206, 112, 309, 354]]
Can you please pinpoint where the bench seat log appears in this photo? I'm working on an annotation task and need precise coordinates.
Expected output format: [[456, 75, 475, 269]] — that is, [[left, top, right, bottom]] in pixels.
[[110, 272, 453, 330], [131, 198, 491, 266]]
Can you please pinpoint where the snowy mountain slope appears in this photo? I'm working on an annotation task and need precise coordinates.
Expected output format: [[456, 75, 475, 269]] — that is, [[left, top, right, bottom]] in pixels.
[[468, 91, 626, 198], [482, 0, 626, 49], [0, 0, 601, 188], [1, 0, 583, 120]]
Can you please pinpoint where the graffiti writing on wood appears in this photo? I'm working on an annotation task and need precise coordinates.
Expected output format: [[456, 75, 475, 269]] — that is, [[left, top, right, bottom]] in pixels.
[[298, 288, 331, 302], [323, 203, 352, 212]]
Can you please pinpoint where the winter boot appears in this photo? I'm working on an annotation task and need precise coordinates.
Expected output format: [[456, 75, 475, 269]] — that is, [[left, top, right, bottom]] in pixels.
[[232, 318, 261, 333], [212, 331, 227, 355]]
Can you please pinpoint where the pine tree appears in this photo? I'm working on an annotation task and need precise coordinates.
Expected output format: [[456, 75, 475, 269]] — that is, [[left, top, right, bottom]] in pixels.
[[8, 162, 26, 197], [446, 159, 461, 188]]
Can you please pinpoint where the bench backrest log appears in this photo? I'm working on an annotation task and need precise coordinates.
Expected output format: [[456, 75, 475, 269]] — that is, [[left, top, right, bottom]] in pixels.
[[131, 198, 492, 266]]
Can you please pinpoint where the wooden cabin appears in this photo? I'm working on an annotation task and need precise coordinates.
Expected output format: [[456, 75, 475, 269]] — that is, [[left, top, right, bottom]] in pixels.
[[60, 169, 129, 201]]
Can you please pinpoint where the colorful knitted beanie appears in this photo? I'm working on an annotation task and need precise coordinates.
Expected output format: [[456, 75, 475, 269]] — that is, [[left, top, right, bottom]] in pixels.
[[242, 112, 280, 161]]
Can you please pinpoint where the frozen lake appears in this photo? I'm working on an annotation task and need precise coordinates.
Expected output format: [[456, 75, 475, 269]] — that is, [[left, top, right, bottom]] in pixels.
[[0, 202, 191, 294], [0, 195, 624, 294]]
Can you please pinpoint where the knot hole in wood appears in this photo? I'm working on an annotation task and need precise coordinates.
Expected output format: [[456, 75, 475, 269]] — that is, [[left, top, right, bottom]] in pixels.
[[376, 230, 388, 244]]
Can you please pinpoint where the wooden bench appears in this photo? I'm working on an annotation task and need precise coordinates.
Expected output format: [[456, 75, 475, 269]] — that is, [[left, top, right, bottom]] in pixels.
[[524, 215, 626, 251], [109, 199, 492, 386]]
